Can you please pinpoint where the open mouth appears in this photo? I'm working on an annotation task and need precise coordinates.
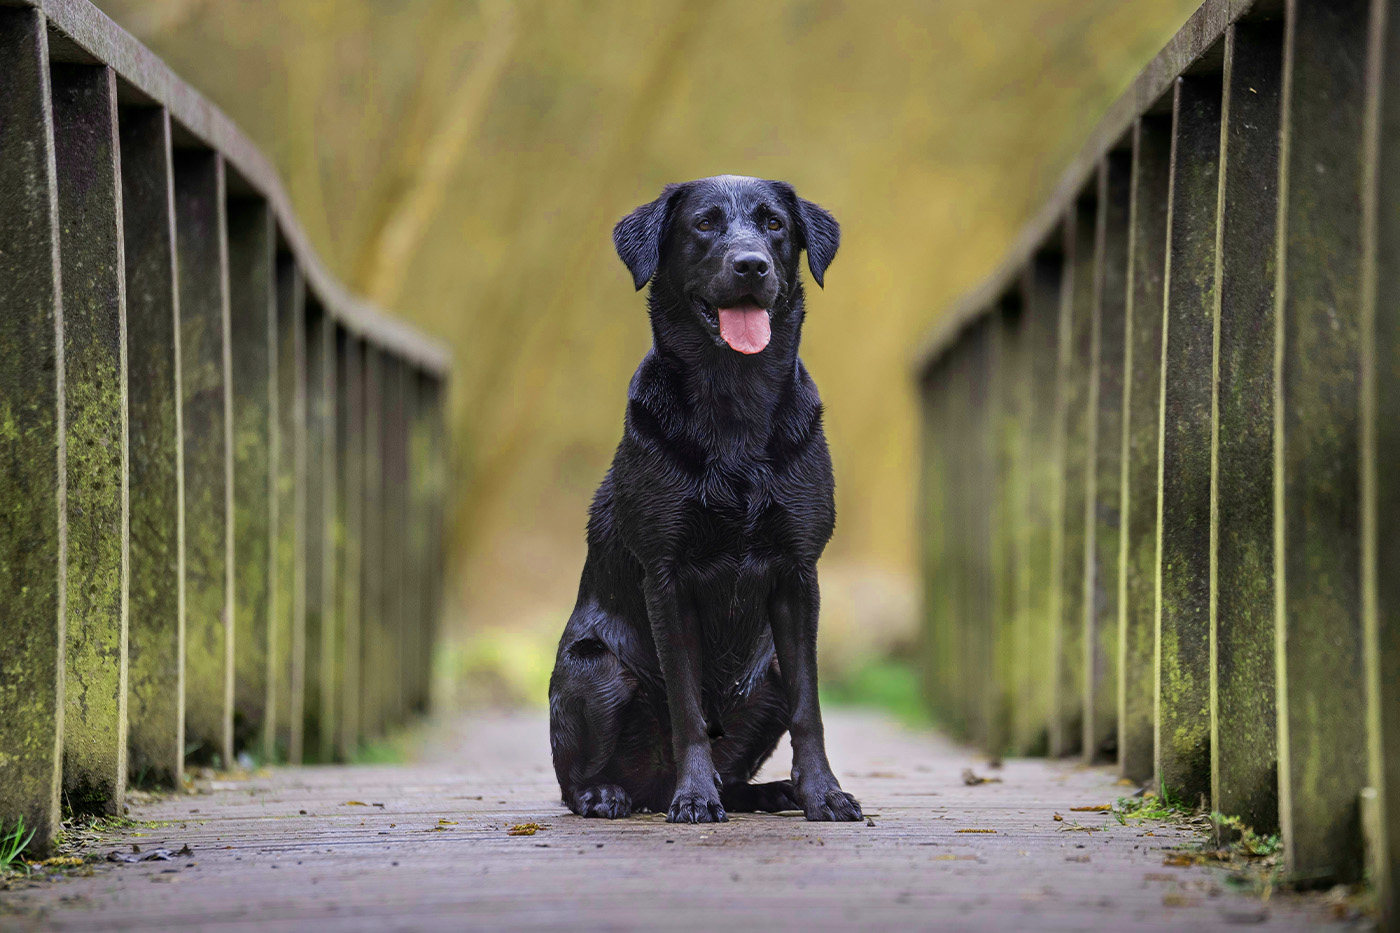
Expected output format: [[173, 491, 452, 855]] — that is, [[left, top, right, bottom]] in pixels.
[[694, 296, 771, 354]]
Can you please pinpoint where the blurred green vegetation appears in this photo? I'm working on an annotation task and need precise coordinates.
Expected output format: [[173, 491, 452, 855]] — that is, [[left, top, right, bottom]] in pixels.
[[96, 0, 1200, 709]]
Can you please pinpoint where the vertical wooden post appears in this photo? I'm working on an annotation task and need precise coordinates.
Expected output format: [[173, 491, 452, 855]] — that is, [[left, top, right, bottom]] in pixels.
[[1051, 198, 1095, 758], [336, 334, 364, 758], [0, 6, 65, 850], [1085, 152, 1131, 763], [227, 196, 276, 759], [1157, 70, 1221, 806], [1212, 16, 1284, 835], [1364, 0, 1400, 919], [995, 294, 1029, 756], [52, 62, 128, 815], [1119, 115, 1171, 783], [121, 105, 184, 789], [273, 258, 306, 763], [1275, 0, 1371, 883], [317, 312, 339, 761], [360, 349, 384, 739], [1019, 251, 1064, 756], [302, 303, 329, 759], [174, 149, 234, 769]]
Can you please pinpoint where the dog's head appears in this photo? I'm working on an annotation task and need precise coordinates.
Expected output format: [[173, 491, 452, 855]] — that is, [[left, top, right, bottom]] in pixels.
[[613, 175, 839, 355]]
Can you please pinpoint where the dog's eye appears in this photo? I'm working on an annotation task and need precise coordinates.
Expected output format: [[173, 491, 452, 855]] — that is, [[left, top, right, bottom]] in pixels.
[[766, 218, 783, 231], [696, 219, 713, 232]]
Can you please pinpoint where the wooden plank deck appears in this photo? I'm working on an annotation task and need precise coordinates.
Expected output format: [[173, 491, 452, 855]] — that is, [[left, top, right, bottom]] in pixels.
[[2, 710, 1357, 931]]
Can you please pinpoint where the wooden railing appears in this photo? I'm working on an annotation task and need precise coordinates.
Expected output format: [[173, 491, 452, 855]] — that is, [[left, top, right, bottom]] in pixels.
[[915, 0, 1400, 910], [0, 1, 450, 853]]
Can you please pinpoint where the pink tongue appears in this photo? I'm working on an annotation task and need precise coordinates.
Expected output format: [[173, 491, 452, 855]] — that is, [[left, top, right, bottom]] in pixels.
[[717, 304, 771, 354]]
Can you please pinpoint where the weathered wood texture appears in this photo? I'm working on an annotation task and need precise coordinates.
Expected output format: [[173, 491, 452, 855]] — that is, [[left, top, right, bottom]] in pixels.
[[52, 62, 129, 817], [4, 711, 1339, 931], [120, 104, 184, 791], [1051, 200, 1095, 759], [1085, 153, 1130, 765], [228, 197, 277, 758], [0, 6, 66, 851], [1119, 115, 1170, 785], [1157, 70, 1221, 809], [1274, 0, 1371, 886], [1212, 16, 1283, 838], [173, 149, 234, 770], [273, 259, 307, 764], [1367, 0, 1400, 923], [917, 0, 1400, 893]]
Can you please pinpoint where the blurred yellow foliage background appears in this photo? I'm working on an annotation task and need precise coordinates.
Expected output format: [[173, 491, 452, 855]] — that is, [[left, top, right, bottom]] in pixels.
[[96, 0, 1200, 705]]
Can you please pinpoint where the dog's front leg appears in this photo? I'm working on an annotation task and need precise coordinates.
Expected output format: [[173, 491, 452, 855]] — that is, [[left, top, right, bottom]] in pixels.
[[770, 569, 863, 821], [644, 576, 726, 823]]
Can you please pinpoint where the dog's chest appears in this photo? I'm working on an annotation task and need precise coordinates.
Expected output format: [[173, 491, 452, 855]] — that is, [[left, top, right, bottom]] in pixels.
[[677, 460, 806, 566]]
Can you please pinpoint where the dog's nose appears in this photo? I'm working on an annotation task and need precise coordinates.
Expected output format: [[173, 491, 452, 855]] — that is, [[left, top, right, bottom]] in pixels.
[[731, 252, 769, 278]]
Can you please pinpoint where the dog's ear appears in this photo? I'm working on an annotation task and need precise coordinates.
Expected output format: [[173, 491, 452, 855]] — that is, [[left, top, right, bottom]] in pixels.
[[613, 185, 683, 291], [776, 183, 840, 288], [794, 197, 840, 288]]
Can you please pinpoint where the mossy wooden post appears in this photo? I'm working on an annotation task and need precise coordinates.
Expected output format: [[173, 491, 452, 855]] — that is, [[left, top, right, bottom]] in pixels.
[[52, 62, 129, 816], [919, 362, 947, 722], [174, 149, 234, 769], [120, 105, 183, 789], [1365, 0, 1400, 919], [408, 372, 432, 714], [384, 358, 408, 725], [360, 349, 385, 740], [1119, 115, 1171, 783], [1085, 153, 1130, 764], [964, 321, 995, 750], [0, 6, 65, 850], [1018, 252, 1063, 756], [1050, 199, 1095, 758], [995, 294, 1030, 756], [302, 303, 329, 759], [1211, 16, 1283, 835], [315, 310, 340, 762], [423, 375, 447, 712], [227, 197, 276, 758], [273, 258, 306, 762], [1156, 69, 1221, 807], [336, 334, 364, 759], [1275, 0, 1371, 884]]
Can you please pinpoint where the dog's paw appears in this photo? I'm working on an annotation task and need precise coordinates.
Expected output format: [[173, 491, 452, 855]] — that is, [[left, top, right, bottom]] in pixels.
[[573, 784, 632, 819], [666, 790, 727, 824], [797, 783, 863, 822]]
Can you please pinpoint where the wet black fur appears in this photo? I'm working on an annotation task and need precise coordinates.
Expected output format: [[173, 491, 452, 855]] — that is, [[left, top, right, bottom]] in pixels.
[[548, 175, 862, 824]]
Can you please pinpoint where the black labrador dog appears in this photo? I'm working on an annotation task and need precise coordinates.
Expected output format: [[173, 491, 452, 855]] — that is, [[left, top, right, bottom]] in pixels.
[[548, 175, 861, 824]]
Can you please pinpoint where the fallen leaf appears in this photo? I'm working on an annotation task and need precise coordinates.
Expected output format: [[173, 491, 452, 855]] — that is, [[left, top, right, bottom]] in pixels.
[[1052, 813, 1064, 821], [343, 801, 368, 807], [107, 848, 173, 863], [1070, 805, 1111, 812], [438, 819, 459, 825], [961, 768, 1003, 786], [1163, 853, 1203, 867], [955, 828, 997, 834], [508, 822, 547, 836], [1065, 855, 1091, 863]]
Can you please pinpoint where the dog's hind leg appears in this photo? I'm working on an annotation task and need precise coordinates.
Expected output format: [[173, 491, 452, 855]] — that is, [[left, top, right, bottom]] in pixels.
[[721, 779, 799, 813], [549, 636, 639, 819], [714, 663, 798, 812]]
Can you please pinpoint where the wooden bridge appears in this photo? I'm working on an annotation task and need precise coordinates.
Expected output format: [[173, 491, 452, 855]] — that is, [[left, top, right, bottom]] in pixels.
[[0, 0, 1396, 929]]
